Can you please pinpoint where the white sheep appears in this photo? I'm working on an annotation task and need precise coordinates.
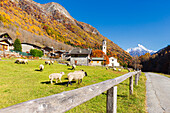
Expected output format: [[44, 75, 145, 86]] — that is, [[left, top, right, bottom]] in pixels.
[[72, 64, 76, 70], [39, 64, 44, 71], [113, 68, 117, 71], [15, 59, 28, 64], [49, 72, 65, 84], [15, 59, 22, 64], [118, 69, 121, 71], [50, 61, 54, 65], [66, 62, 70, 66], [22, 59, 28, 64], [45, 61, 51, 65], [67, 70, 87, 86]]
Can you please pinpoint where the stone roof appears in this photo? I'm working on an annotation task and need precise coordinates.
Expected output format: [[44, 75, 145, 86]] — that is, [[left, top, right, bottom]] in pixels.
[[0, 32, 8, 35], [70, 48, 91, 55], [21, 43, 44, 49], [91, 57, 106, 61]]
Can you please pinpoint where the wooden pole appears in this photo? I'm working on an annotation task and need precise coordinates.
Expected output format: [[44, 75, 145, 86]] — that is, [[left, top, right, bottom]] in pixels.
[[107, 86, 117, 113], [135, 74, 138, 85], [129, 76, 133, 95]]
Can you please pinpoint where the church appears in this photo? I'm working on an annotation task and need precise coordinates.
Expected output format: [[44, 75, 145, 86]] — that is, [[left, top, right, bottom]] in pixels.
[[102, 40, 120, 67]]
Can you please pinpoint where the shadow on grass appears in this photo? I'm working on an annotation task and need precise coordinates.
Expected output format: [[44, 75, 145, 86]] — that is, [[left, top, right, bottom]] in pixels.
[[41, 81, 76, 86], [102, 92, 107, 95], [68, 68, 74, 70], [35, 69, 42, 72], [55, 81, 76, 86], [119, 82, 128, 85], [117, 94, 127, 98], [64, 78, 68, 80], [101, 93, 127, 97], [41, 81, 51, 84]]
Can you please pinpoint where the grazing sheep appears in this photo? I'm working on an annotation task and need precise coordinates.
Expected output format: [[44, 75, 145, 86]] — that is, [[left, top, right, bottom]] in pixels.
[[72, 64, 76, 70], [15, 59, 28, 64], [118, 69, 121, 71], [50, 61, 54, 65], [15, 59, 22, 64], [66, 62, 70, 66], [113, 68, 117, 71], [39, 64, 44, 71], [49, 72, 65, 84], [45, 61, 51, 65], [22, 59, 28, 64], [67, 70, 87, 86]]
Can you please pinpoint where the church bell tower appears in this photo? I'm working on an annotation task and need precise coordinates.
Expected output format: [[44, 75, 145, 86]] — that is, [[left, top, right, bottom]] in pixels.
[[102, 40, 106, 55]]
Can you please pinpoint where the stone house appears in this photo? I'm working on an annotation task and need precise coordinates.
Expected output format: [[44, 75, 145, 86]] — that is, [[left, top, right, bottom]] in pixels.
[[21, 43, 42, 53], [70, 48, 91, 65]]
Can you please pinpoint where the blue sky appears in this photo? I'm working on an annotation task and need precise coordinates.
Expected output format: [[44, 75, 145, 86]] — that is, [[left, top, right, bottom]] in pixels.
[[34, 0, 170, 51]]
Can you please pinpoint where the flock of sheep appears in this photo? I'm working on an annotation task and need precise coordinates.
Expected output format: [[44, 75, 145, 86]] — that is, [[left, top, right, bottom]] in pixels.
[[15, 59, 128, 87], [15, 59, 87, 86]]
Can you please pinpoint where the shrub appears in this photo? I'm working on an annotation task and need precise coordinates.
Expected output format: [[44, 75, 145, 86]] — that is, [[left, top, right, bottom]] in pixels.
[[30, 49, 43, 57]]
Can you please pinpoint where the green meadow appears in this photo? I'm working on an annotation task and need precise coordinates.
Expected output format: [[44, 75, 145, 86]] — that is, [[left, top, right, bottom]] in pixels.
[[0, 59, 146, 112]]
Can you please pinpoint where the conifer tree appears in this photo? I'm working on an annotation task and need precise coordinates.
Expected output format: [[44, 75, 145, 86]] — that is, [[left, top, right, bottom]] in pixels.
[[13, 38, 22, 52]]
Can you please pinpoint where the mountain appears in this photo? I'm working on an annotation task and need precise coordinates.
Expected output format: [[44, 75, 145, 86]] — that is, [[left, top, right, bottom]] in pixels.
[[0, 0, 131, 65], [126, 44, 156, 56]]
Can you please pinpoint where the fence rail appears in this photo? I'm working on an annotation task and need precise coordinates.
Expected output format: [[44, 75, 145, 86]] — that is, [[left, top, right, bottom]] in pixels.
[[0, 71, 141, 113]]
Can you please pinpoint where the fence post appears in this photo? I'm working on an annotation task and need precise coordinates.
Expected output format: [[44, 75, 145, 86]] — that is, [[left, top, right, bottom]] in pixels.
[[107, 86, 117, 113], [129, 75, 133, 95], [135, 74, 138, 85]]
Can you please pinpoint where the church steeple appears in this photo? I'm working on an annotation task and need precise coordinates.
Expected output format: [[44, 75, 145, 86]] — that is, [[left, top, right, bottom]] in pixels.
[[102, 40, 106, 55]]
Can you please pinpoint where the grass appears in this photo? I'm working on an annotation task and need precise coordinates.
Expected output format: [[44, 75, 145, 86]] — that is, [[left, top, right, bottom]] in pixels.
[[0, 59, 146, 112]]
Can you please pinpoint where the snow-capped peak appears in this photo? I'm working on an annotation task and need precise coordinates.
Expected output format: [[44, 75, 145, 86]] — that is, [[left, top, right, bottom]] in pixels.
[[126, 44, 157, 56], [137, 44, 148, 51]]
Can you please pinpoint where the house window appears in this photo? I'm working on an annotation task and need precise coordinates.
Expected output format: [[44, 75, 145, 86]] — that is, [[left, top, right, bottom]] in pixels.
[[97, 61, 99, 63]]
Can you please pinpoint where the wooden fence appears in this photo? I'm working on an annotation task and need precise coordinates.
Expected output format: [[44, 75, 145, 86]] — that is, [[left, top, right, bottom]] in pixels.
[[0, 71, 141, 113]]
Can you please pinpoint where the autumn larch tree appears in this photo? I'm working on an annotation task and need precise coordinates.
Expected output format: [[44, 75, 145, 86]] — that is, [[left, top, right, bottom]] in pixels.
[[13, 38, 22, 52], [130, 56, 142, 70]]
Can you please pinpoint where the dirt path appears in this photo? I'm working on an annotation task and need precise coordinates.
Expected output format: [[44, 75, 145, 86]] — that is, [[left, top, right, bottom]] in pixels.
[[145, 73, 170, 113]]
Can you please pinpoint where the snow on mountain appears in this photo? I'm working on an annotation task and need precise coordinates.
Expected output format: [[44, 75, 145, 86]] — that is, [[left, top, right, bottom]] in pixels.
[[126, 44, 157, 56]]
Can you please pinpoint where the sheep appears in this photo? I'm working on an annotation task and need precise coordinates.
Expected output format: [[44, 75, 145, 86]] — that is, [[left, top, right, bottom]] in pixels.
[[50, 61, 54, 65], [39, 64, 44, 71], [67, 70, 87, 86], [72, 64, 76, 70], [49, 72, 65, 84], [15, 59, 28, 64], [15, 59, 22, 64], [106, 67, 108, 70], [66, 62, 70, 66], [118, 69, 121, 71], [113, 68, 117, 71], [22, 59, 28, 64], [45, 61, 51, 65]]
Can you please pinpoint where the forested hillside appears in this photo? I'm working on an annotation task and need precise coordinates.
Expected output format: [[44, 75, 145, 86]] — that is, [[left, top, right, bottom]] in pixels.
[[0, 0, 132, 65], [140, 45, 170, 74]]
